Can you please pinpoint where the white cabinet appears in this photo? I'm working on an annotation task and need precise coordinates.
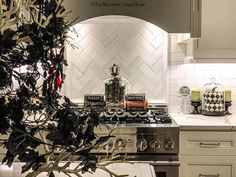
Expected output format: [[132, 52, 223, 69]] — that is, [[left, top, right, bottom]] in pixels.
[[180, 131, 236, 155], [0, 135, 7, 160], [180, 156, 234, 177], [194, 0, 236, 59], [180, 131, 236, 177], [188, 165, 231, 177]]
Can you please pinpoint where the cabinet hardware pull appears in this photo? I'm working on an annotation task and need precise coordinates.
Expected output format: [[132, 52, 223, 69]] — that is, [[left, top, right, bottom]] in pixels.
[[199, 173, 220, 177], [199, 142, 221, 147]]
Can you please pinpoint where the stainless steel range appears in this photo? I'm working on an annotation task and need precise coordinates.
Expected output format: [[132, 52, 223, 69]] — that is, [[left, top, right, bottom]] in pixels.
[[94, 106, 180, 177]]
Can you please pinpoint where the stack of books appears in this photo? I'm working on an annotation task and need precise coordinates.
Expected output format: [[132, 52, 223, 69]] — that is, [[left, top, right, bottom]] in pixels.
[[84, 94, 106, 109], [124, 93, 148, 112]]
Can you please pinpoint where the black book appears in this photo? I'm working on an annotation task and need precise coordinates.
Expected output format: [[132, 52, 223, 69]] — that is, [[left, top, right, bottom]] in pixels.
[[125, 93, 145, 101], [84, 94, 104, 102]]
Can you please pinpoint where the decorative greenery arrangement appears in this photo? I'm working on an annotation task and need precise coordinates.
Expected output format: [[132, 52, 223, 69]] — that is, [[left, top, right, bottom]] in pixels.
[[0, 0, 128, 176]]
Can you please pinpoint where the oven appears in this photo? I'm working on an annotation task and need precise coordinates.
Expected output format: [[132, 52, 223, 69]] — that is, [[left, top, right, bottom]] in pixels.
[[126, 154, 179, 177], [155, 165, 179, 177], [152, 160, 180, 177], [94, 118, 180, 177]]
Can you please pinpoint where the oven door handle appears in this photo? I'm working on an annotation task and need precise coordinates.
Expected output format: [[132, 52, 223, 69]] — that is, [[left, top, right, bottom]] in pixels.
[[133, 161, 180, 166], [152, 161, 180, 166]]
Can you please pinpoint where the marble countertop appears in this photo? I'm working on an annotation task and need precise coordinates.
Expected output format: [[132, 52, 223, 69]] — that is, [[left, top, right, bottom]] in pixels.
[[170, 113, 236, 130]]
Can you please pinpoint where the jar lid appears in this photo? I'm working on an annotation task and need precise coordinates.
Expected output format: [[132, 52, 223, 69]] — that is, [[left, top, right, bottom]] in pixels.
[[203, 77, 224, 90]]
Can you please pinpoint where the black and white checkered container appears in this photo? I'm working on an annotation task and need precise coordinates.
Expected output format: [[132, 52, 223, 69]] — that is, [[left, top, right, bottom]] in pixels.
[[203, 91, 224, 102], [202, 91, 225, 116], [203, 102, 224, 114], [202, 78, 225, 116]]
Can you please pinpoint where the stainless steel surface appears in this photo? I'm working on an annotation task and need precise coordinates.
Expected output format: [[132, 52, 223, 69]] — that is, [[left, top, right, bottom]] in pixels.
[[93, 106, 179, 177], [150, 139, 161, 151], [155, 165, 179, 177], [164, 139, 176, 151], [95, 119, 179, 154], [137, 139, 148, 152]]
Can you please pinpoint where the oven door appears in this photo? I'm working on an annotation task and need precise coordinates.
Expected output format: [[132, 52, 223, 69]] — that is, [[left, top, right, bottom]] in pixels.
[[151, 161, 180, 177]]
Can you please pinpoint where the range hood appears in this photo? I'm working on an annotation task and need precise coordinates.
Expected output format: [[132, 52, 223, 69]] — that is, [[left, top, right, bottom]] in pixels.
[[64, 0, 201, 37]]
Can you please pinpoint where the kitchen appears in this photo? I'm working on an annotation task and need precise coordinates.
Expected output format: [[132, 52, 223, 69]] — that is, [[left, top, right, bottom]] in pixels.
[[1, 0, 236, 177]]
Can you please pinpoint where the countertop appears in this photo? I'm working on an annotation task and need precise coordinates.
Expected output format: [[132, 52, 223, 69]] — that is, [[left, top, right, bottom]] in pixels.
[[170, 113, 236, 131]]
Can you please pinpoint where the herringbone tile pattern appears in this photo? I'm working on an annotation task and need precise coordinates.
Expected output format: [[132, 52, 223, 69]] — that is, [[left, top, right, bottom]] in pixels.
[[65, 18, 167, 100]]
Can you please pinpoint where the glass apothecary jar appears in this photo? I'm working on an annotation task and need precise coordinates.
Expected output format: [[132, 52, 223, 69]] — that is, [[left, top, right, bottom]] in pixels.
[[201, 78, 225, 116], [104, 63, 130, 111]]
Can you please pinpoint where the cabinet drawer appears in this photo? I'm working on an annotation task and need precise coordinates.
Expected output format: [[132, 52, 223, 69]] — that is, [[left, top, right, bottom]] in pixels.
[[188, 164, 232, 177], [180, 132, 236, 155], [180, 156, 236, 177]]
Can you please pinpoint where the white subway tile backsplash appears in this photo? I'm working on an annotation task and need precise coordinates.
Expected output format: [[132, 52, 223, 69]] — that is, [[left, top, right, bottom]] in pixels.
[[132, 81, 145, 93], [169, 95, 180, 105], [91, 52, 106, 68], [139, 63, 156, 79], [220, 79, 236, 88], [194, 63, 222, 70], [152, 46, 163, 59], [152, 59, 163, 74], [144, 23, 162, 36], [176, 79, 194, 88], [138, 51, 156, 67], [78, 24, 91, 37], [139, 74, 155, 90], [169, 105, 181, 114], [151, 34, 163, 49], [127, 56, 143, 69], [139, 37, 157, 53], [71, 65, 83, 79], [201, 70, 221, 79], [129, 69, 144, 83], [220, 70, 236, 79], [66, 19, 167, 100], [140, 26, 156, 43]]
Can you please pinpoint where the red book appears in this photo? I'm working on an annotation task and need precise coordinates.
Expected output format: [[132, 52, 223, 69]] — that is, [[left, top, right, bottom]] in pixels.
[[125, 99, 148, 108]]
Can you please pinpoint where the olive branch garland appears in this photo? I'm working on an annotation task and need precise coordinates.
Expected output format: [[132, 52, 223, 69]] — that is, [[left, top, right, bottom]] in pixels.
[[0, 0, 130, 177]]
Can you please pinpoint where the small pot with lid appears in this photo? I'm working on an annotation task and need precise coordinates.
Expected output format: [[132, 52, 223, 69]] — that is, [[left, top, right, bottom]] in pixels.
[[202, 78, 225, 116]]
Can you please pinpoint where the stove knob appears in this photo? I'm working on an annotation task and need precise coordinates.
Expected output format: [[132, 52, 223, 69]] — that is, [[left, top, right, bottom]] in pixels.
[[164, 138, 175, 151], [126, 138, 132, 144], [103, 139, 113, 151], [115, 138, 126, 150], [137, 139, 148, 152], [150, 139, 161, 151]]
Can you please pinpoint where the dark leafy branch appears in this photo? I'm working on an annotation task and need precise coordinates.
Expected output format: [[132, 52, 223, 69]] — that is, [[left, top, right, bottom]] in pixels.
[[0, 0, 117, 176]]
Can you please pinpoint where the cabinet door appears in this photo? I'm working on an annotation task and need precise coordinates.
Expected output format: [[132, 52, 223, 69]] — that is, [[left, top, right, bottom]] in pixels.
[[195, 0, 236, 59], [180, 156, 235, 177]]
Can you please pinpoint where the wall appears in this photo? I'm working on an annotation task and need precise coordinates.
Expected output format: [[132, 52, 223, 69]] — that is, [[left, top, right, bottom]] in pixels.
[[65, 19, 236, 114], [63, 0, 191, 33], [169, 34, 236, 114], [65, 16, 168, 102]]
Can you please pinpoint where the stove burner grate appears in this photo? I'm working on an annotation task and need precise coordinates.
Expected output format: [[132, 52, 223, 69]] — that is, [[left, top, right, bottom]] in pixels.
[[99, 111, 172, 124]]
